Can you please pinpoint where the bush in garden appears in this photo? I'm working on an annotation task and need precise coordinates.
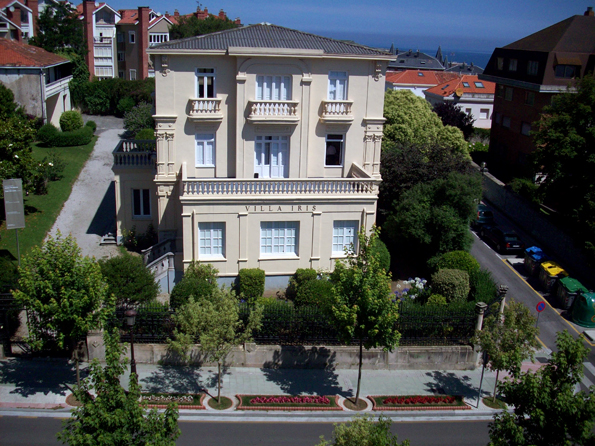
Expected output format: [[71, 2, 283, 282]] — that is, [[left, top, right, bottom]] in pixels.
[[286, 268, 317, 301], [431, 268, 470, 303], [426, 294, 447, 307], [37, 123, 59, 145], [169, 262, 219, 309], [237, 268, 265, 305], [124, 102, 154, 136], [99, 252, 160, 307], [121, 224, 158, 252], [47, 125, 93, 147], [0, 81, 18, 119], [39, 150, 66, 181], [430, 250, 480, 275], [371, 237, 391, 272], [85, 120, 97, 132], [116, 96, 136, 117], [469, 268, 498, 303], [59, 110, 84, 132], [294, 277, 334, 308], [135, 128, 156, 140]]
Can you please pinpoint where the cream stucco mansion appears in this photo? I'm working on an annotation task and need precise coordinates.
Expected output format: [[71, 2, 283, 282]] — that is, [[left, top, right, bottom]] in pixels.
[[113, 23, 393, 290]]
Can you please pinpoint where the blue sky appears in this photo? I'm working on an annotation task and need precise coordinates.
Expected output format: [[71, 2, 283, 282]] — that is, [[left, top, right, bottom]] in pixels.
[[116, 0, 586, 52]]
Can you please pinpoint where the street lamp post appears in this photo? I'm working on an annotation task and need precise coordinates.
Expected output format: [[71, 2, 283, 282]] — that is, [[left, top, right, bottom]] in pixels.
[[124, 309, 138, 377]]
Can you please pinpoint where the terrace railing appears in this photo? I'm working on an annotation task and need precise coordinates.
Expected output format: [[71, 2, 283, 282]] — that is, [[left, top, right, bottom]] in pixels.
[[113, 140, 156, 169]]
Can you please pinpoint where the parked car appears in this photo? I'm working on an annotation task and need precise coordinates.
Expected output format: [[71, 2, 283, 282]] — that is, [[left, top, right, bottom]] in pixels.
[[471, 204, 495, 229], [480, 226, 525, 253]]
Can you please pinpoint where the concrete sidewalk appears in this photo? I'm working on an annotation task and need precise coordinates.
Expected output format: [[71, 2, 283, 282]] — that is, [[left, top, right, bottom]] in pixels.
[[0, 356, 512, 419]]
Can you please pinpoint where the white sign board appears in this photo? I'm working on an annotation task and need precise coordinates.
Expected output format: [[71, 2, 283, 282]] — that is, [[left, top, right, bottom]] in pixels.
[[3, 179, 25, 230]]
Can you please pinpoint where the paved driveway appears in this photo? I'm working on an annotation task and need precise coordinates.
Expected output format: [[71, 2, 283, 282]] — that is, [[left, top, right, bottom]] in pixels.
[[48, 115, 124, 259]]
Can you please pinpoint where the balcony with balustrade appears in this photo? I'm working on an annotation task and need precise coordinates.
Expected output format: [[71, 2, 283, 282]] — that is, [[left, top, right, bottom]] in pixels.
[[320, 100, 354, 123], [112, 140, 156, 169], [247, 100, 299, 123], [187, 98, 223, 122]]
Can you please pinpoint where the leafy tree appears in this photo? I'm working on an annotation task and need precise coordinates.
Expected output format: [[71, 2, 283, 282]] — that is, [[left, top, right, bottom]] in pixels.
[[433, 102, 475, 140], [169, 262, 219, 309], [169, 288, 263, 402], [473, 301, 539, 403], [99, 253, 160, 307], [384, 172, 481, 259], [329, 227, 400, 405], [383, 90, 468, 156], [531, 75, 595, 264], [29, 3, 85, 56], [316, 414, 409, 446], [124, 102, 155, 136], [0, 81, 18, 119], [58, 327, 180, 446], [69, 55, 91, 109], [169, 15, 239, 40], [13, 233, 112, 384], [488, 330, 595, 446]]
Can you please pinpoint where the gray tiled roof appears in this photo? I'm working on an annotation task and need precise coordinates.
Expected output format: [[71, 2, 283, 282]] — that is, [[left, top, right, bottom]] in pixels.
[[387, 49, 445, 70], [151, 23, 392, 56]]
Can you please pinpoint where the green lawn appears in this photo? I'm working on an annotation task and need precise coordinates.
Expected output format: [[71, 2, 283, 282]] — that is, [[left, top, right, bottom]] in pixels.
[[0, 137, 97, 262]]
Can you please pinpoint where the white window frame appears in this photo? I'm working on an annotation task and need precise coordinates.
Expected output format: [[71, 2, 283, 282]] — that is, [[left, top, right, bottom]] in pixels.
[[196, 68, 216, 98], [256, 75, 292, 100], [328, 71, 347, 100], [332, 220, 358, 255], [325, 134, 344, 167], [479, 109, 489, 120], [199, 222, 225, 258], [254, 135, 289, 178], [129, 31, 136, 44], [132, 188, 151, 218], [195, 133, 215, 167], [129, 69, 137, 81], [260, 221, 298, 257], [149, 32, 169, 44]]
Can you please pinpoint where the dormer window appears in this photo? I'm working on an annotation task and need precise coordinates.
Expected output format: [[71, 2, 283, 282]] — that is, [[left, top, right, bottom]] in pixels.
[[474, 82, 484, 88], [555, 65, 579, 78], [462, 82, 470, 87]]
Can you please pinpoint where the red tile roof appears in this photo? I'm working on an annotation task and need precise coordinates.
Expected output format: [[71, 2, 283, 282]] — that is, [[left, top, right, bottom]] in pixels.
[[425, 74, 495, 97], [0, 39, 69, 67], [117, 8, 138, 24], [386, 70, 459, 86]]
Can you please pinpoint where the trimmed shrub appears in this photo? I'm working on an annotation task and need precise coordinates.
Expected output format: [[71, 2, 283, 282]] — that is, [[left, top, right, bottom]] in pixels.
[[469, 269, 498, 303], [286, 268, 317, 301], [37, 123, 59, 145], [59, 110, 84, 132], [117, 96, 136, 117], [426, 294, 447, 307], [371, 237, 391, 272], [47, 125, 93, 147], [169, 262, 219, 309], [124, 102, 154, 136], [431, 268, 470, 303], [237, 268, 265, 305], [431, 250, 480, 275], [99, 252, 160, 306], [135, 128, 156, 140], [294, 278, 333, 308], [509, 177, 539, 204], [85, 120, 97, 132]]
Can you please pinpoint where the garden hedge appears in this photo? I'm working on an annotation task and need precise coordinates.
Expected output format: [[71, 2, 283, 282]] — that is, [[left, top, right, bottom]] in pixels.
[[238, 268, 265, 305], [431, 269, 470, 303]]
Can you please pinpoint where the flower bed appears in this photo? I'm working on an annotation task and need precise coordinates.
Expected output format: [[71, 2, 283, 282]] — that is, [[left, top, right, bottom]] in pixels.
[[237, 394, 342, 411], [140, 393, 205, 410], [370, 395, 470, 411]]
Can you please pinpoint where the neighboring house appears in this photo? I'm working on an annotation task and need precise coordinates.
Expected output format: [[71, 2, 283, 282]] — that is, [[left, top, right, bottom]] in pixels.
[[445, 62, 484, 75], [0, 38, 72, 125], [424, 74, 495, 129], [0, 0, 37, 41], [387, 46, 444, 71], [385, 69, 458, 98], [113, 23, 392, 291], [479, 7, 595, 175]]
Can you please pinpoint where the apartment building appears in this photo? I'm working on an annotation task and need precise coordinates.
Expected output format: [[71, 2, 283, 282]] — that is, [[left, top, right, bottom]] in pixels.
[[0, 0, 37, 41], [113, 23, 392, 290]]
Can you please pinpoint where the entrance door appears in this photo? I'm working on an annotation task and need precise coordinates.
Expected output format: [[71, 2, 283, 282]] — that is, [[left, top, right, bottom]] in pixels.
[[254, 136, 288, 178]]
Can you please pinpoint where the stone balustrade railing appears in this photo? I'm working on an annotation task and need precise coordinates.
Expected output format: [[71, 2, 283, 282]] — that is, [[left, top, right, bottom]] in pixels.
[[320, 100, 354, 122], [113, 140, 156, 168], [188, 98, 223, 120], [247, 100, 299, 121]]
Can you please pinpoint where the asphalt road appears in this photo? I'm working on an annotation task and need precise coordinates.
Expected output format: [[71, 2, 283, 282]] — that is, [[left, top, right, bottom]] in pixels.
[[0, 416, 491, 446]]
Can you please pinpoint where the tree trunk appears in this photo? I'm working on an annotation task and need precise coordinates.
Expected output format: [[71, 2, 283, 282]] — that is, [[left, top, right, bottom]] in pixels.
[[71, 339, 81, 387], [492, 370, 500, 403], [355, 338, 363, 405], [217, 361, 221, 403]]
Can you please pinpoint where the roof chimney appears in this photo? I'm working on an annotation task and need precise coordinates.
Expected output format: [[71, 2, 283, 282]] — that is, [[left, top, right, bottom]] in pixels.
[[585, 6, 594, 16], [174, 9, 179, 17], [83, 0, 95, 79], [218, 9, 226, 19], [138, 6, 150, 79]]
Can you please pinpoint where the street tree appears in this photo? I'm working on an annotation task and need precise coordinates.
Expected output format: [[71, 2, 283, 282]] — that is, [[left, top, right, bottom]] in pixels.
[[169, 15, 238, 40], [531, 74, 595, 264], [99, 252, 160, 307], [58, 327, 180, 446], [316, 414, 410, 446], [383, 90, 468, 156], [329, 227, 400, 405], [13, 233, 112, 384], [433, 102, 475, 140], [473, 301, 540, 403], [488, 330, 595, 446], [29, 2, 85, 56], [169, 287, 263, 402]]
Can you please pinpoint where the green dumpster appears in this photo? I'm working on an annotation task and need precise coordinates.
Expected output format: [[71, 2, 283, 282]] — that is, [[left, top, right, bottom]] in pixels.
[[556, 277, 588, 310], [538, 261, 568, 293], [571, 292, 595, 328]]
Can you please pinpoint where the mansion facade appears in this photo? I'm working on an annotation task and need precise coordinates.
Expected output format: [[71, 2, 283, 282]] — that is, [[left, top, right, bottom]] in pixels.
[[113, 23, 392, 289]]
